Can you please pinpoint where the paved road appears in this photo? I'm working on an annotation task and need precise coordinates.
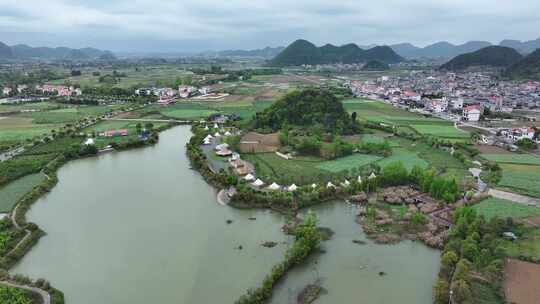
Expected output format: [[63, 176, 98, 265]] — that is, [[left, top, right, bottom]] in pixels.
[[488, 189, 540, 207], [0, 281, 51, 304]]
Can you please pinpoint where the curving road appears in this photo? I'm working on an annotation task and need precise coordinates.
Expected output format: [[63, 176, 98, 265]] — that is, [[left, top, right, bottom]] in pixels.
[[0, 281, 51, 304]]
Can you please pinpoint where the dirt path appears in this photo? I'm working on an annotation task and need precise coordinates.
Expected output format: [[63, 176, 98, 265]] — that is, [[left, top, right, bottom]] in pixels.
[[0, 281, 51, 304], [488, 189, 540, 207]]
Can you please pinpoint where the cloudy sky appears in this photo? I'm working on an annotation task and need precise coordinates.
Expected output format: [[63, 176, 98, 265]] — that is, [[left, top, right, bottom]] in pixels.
[[0, 0, 539, 52]]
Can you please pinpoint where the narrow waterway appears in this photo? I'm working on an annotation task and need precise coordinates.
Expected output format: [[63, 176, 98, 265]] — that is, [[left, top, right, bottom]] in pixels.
[[13, 126, 439, 303]]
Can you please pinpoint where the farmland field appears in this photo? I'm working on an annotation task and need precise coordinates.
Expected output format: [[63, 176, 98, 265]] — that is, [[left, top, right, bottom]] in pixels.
[[0, 117, 58, 142], [316, 154, 382, 173], [472, 197, 540, 219], [85, 120, 167, 148], [242, 153, 338, 185], [343, 99, 469, 140], [496, 164, 540, 197], [376, 148, 428, 171], [481, 153, 540, 165], [0, 173, 46, 212]]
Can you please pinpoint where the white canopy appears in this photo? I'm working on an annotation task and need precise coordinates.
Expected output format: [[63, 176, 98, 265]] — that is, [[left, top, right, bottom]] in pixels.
[[327, 182, 336, 189], [311, 183, 318, 189], [244, 174, 255, 181], [214, 132, 221, 137], [267, 182, 281, 190], [342, 180, 350, 187], [224, 131, 232, 136], [215, 143, 229, 151], [204, 126, 209, 131], [368, 172, 377, 180], [288, 184, 298, 192], [203, 138, 212, 145], [213, 123, 219, 129], [252, 179, 264, 187], [357, 176, 363, 183], [84, 138, 95, 146], [204, 134, 213, 140]]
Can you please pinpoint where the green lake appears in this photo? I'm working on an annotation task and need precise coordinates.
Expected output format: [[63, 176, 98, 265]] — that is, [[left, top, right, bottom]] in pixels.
[[13, 126, 439, 303]]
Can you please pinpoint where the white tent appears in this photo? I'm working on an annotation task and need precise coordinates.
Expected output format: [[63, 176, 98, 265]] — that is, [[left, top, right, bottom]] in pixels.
[[368, 172, 377, 180], [215, 143, 229, 151], [288, 184, 298, 192], [224, 131, 232, 136], [204, 134, 213, 140], [213, 123, 219, 129], [244, 174, 255, 181], [252, 179, 264, 187], [267, 182, 281, 191], [342, 180, 350, 187], [311, 183, 318, 189], [84, 138, 95, 146], [357, 176, 363, 183], [214, 132, 221, 137], [203, 138, 212, 145], [204, 125, 209, 131], [327, 182, 336, 189]]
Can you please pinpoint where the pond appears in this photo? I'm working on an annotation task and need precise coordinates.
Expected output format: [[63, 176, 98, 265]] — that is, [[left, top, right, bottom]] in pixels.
[[13, 126, 439, 304]]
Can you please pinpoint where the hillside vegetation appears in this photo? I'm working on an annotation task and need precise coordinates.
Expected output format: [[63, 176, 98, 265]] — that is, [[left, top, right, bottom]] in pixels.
[[252, 88, 357, 134], [440, 46, 523, 71], [269, 39, 403, 66], [505, 49, 540, 81]]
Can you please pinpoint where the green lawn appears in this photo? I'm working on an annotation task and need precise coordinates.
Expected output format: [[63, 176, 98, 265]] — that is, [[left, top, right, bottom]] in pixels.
[[0, 117, 58, 142], [17, 105, 124, 124], [316, 154, 382, 173], [482, 153, 540, 165], [0, 173, 46, 212], [472, 197, 540, 219]]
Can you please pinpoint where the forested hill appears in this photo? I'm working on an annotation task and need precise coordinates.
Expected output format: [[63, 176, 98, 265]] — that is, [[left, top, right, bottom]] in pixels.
[[439, 46, 523, 71], [252, 89, 357, 134], [0, 42, 115, 60], [505, 49, 540, 81], [269, 39, 403, 66]]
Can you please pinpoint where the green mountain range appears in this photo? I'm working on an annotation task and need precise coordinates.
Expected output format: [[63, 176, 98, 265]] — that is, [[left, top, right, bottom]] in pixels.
[[440, 46, 523, 70], [505, 49, 540, 81], [269, 39, 403, 66], [0, 42, 115, 60]]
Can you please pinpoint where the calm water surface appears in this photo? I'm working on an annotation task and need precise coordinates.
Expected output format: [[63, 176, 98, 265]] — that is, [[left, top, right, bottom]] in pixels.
[[14, 126, 439, 304]]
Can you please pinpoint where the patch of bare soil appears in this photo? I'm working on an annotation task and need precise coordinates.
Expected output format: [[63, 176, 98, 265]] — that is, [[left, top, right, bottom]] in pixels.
[[504, 258, 540, 304]]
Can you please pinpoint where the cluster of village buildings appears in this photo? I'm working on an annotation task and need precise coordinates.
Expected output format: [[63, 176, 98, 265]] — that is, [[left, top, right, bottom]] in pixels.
[[135, 85, 228, 105], [347, 71, 540, 122], [1, 84, 82, 97]]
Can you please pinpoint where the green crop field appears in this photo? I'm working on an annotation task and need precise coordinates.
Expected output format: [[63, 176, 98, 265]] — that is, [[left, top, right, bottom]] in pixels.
[[86, 120, 167, 148], [316, 154, 382, 173], [410, 124, 470, 139], [502, 227, 540, 262], [343, 99, 469, 140], [242, 153, 336, 185], [16, 105, 124, 124], [0, 117, 58, 142], [496, 164, 540, 197], [472, 197, 540, 219], [0, 173, 46, 212], [481, 153, 540, 165], [376, 148, 428, 171]]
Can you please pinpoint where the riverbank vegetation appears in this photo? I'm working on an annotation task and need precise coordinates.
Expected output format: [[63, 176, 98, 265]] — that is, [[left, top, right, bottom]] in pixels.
[[235, 214, 322, 304]]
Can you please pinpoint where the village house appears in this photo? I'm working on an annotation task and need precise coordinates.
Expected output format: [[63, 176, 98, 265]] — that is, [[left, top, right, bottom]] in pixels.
[[2, 87, 12, 96], [462, 105, 481, 122], [500, 127, 536, 142], [99, 129, 128, 137]]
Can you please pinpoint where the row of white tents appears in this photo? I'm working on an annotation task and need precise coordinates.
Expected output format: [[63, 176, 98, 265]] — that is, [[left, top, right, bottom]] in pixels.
[[243, 172, 377, 192], [202, 130, 233, 145]]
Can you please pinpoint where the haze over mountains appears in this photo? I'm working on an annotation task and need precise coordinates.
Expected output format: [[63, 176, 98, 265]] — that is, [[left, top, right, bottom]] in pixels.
[[0, 41, 115, 60]]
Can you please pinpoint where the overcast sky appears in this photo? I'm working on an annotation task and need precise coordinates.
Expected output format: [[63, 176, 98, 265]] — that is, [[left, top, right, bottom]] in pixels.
[[0, 0, 539, 52]]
